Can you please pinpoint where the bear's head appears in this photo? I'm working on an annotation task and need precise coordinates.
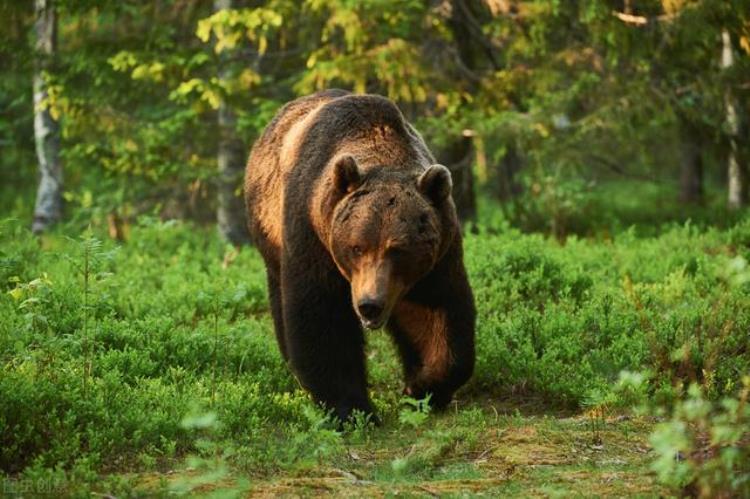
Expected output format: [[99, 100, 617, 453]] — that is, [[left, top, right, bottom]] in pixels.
[[328, 155, 455, 329]]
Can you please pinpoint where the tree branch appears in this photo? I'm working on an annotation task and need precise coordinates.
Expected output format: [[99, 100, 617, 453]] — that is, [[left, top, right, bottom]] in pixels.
[[612, 10, 677, 26]]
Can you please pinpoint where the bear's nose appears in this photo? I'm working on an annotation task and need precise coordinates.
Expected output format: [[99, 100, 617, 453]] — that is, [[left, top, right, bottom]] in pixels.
[[357, 299, 384, 322]]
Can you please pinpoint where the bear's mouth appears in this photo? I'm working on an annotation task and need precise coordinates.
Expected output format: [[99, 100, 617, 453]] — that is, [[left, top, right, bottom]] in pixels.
[[360, 316, 387, 330]]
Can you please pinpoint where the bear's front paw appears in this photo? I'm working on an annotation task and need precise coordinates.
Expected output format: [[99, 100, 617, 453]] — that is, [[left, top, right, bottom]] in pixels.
[[330, 400, 379, 428], [403, 384, 452, 411]]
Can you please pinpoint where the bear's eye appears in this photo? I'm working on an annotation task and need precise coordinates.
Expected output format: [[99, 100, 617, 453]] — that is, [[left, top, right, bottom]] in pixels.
[[387, 246, 409, 259], [351, 245, 363, 257]]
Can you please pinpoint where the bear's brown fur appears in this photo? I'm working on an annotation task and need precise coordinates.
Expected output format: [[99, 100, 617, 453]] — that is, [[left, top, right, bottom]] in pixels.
[[245, 90, 475, 421]]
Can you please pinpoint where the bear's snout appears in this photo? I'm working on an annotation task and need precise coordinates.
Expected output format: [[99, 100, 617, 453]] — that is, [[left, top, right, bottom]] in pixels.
[[357, 298, 385, 329]]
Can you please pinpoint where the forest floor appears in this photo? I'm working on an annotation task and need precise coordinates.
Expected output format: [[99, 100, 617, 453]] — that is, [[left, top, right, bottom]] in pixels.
[[131, 398, 663, 497], [12, 218, 747, 497]]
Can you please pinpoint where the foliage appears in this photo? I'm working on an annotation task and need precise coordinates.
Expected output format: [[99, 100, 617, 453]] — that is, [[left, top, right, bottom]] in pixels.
[[1, 216, 748, 494], [467, 219, 750, 405], [650, 379, 750, 497], [398, 394, 433, 430], [2, 1, 749, 226]]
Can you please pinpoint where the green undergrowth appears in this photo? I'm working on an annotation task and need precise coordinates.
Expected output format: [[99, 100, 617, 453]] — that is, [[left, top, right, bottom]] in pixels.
[[478, 180, 748, 239], [467, 219, 750, 406], [1, 215, 749, 496]]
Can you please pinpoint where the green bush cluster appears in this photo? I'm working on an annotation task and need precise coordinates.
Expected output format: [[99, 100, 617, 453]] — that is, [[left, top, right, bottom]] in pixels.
[[480, 180, 750, 239], [0, 219, 303, 476], [467, 221, 749, 406], [648, 378, 750, 498], [1, 216, 749, 489]]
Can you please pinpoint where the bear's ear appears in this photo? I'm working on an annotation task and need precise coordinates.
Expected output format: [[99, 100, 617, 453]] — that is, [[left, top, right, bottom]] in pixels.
[[333, 155, 361, 194], [418, 164, 452, 203]]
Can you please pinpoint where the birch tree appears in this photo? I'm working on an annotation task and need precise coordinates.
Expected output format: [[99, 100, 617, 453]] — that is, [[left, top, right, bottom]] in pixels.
[[722, 29, 746, 209], [32, 0, 62, 233], [214, 0, 250, 245]]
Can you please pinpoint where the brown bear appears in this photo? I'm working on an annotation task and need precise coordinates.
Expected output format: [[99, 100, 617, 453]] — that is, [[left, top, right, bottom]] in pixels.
[[244, 89, 475, 422]]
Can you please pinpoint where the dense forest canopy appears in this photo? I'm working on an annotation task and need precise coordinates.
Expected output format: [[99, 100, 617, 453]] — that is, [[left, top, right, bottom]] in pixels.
[[1, 0, 749, 236]]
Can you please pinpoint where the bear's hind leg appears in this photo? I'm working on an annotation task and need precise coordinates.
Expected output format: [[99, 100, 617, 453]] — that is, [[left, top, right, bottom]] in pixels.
[[266, 270, 288, 361]]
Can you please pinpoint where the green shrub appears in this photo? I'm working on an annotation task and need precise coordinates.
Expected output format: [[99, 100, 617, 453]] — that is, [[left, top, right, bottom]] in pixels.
[[1, 216, 748, 487], [466, 223, 749, 404], [650, 378, 750, 498]]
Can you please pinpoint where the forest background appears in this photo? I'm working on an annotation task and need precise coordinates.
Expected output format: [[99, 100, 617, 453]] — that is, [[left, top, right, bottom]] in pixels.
[[1, 0, 749, 496]]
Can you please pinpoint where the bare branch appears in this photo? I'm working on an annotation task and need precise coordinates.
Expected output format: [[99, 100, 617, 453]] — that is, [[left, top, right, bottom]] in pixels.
[[612, 10, 677, 26]]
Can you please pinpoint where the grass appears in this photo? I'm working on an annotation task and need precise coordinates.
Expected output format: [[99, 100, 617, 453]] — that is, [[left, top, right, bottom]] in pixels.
[[1, 212, 749, 496], [128, 406, 663, 497]]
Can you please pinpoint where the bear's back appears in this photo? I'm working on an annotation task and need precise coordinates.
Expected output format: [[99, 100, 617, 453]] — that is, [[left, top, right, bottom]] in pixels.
[[244, 90, 350, 250], [245, 91, 431, 254]]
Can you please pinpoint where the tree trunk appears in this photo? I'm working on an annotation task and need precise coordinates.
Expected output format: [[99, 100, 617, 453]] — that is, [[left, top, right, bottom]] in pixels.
[[216, 98, 250, 245], [215, 0, 251, 245], [436, 0, 480, 226], [678, 122, 703, 204], [448, 0, 525, 206], [32, 0, 62, 234], [496, 145, 524, 201], [437, 135, 477, 224], [722, 29, 746, 209]]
